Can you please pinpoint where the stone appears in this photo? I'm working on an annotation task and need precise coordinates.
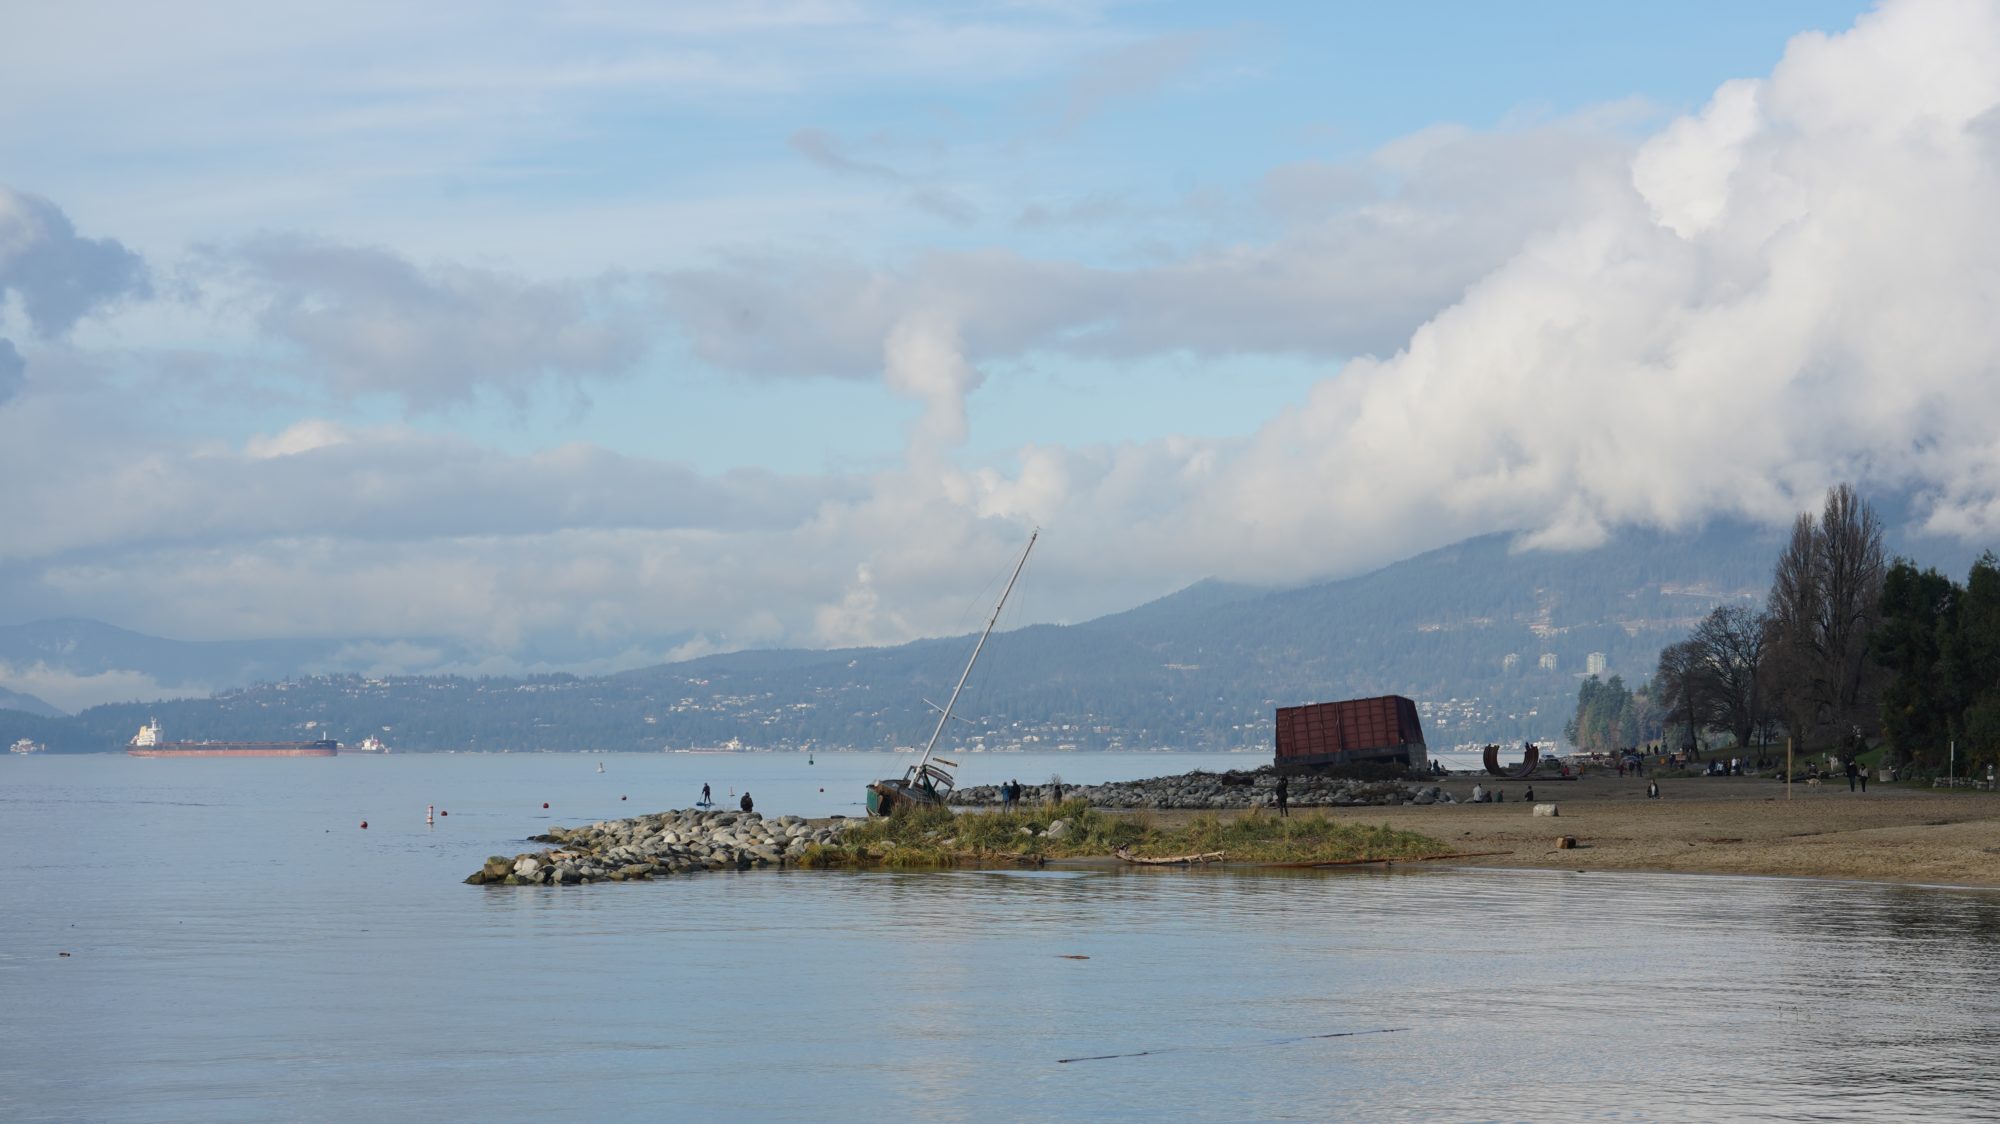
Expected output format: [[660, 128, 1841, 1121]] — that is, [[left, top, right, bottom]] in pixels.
[[1044, 819, 1070, 840], [483, 856, 513, 878], [1533, 803, 1560, 817]]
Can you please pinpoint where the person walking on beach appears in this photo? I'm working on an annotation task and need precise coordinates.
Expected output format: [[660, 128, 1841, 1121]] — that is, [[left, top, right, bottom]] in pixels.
[[740, 791, 754, 814], [1846, 759, 1860, 793], [1275, 775, 1289, 818]]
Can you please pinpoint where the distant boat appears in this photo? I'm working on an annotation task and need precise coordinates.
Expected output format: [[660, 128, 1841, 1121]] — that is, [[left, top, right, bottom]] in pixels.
[[866, 530, 1036, 818], [596, 761, 605, 773], [354, 735, 390, 753], [9, 737, 44, 755], [126, 718, 338, 758]]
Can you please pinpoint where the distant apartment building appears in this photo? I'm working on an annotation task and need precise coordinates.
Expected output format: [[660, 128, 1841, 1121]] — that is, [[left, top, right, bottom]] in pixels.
[[1586, 651, 1608, 676], [1538, 652, 1559, 672], [1502, 652, 1521, 671]]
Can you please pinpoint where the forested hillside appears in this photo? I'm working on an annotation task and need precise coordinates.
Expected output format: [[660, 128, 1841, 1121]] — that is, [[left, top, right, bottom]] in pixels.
[[6, 521, 1849, 754]]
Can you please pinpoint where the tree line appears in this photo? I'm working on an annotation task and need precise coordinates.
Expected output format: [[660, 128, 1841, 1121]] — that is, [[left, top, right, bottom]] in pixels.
[[1574, 483, 2000, 775]]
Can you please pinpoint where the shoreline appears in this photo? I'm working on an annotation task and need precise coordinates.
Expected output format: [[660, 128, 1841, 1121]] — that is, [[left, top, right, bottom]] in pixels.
[[1104, 773, 2000, 889], [466, 772, 2000, 889]]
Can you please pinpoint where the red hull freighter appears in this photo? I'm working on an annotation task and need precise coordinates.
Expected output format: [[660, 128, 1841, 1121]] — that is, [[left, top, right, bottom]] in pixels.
[[126, 719, 339, 757]]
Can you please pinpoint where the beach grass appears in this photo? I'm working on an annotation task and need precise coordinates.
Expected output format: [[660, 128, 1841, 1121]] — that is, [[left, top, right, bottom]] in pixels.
[[793, 799, 1448, 868]]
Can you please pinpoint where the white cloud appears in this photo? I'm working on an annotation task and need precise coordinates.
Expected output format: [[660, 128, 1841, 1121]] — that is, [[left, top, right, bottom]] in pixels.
[[205, 237, 650, 409], [0, 187, 150, 338]]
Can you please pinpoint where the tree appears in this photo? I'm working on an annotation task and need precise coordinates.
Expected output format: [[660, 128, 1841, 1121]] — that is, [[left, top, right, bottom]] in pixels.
[[1654, 639, 1708, 753], [1765, 484, 1886, 746], [1687, 605, 1769, 750], [1564, 674, 1640, 753], [1874, 560, 1957, 764]]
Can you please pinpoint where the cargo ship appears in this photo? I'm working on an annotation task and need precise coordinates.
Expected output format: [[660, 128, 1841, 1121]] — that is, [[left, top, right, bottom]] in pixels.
[[126, 719, 339, 757]]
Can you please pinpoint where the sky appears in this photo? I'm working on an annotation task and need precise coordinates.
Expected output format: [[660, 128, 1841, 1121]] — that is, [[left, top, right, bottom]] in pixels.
[[9, 0, 2000, 703]]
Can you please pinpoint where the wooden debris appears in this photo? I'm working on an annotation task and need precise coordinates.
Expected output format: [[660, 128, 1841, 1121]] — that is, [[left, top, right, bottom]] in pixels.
[[1113, 845, 1226, 866]]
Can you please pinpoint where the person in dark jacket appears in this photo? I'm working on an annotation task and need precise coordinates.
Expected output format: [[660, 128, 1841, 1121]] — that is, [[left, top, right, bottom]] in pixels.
[[740, 791, 754, 813], [1275, 775, 1289, 818], [1846, 759, 1860, 792]]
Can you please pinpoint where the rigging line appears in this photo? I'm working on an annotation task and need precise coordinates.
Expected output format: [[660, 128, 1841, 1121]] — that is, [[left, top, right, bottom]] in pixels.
[[1056, 1027, 1409, 1065]]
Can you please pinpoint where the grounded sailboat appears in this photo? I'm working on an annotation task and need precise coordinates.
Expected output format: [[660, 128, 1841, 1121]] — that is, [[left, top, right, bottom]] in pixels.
[[866, 530, 1037, 817]]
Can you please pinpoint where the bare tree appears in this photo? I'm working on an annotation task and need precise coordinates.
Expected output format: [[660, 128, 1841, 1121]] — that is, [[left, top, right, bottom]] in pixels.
[[1764, 484, 1886, 746], [1655, 638, 1709, 753], [1689, 604, 1770, 751]]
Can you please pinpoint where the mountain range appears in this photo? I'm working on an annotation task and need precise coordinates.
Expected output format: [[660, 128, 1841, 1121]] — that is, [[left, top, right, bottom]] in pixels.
[[2, 520, 1984, 754]]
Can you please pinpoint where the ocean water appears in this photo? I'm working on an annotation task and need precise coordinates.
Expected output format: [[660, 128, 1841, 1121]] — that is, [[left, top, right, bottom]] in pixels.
[[6, 752, 1999, 1122]]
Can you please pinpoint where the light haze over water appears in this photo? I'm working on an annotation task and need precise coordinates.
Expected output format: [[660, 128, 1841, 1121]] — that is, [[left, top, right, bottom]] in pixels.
[[7, 752, 1999, 1122]]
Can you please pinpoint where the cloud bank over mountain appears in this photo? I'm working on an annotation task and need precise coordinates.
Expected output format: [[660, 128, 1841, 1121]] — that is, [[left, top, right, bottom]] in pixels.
[[3, 0, 1998, 699]]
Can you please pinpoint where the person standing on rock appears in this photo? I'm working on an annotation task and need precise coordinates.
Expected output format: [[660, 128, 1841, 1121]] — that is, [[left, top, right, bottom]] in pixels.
[[1275, 775, 1289, 818], [740, 791, 754, 814]]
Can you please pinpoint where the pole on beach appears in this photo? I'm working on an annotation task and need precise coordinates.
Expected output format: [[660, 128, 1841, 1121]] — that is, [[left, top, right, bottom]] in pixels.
[[1786, 737, 1793, 801]]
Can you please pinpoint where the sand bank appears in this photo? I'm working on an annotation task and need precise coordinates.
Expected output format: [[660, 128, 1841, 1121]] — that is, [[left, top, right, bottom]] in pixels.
[[1131, 774, 2000, 887]]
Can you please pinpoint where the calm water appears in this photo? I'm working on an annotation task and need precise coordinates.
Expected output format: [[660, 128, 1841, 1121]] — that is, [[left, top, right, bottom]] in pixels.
[[6, 752, 2000, 1122]]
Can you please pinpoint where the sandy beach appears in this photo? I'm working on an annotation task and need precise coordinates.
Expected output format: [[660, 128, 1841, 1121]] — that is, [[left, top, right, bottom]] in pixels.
[[1138, 773, 2000, 887]]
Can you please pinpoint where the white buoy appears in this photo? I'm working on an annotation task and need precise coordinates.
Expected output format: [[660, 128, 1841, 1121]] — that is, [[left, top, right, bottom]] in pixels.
[[426, 803, 435, 825]]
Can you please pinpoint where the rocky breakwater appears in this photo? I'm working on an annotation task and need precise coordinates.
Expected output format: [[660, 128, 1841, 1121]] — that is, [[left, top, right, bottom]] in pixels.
[[464, 808, 849, 886], [955, 766, 1455, 810]]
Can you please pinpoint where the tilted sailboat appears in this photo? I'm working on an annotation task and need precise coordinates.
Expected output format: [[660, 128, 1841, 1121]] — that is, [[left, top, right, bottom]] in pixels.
[[865, 530, 1037, 817]]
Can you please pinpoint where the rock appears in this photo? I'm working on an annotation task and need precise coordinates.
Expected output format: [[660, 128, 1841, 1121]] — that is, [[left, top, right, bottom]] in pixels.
[[1533, 803, 1560, 817], [1044, 819, 1070, 840], [482, 856, 513, 878], [515, 857, 543, 878]]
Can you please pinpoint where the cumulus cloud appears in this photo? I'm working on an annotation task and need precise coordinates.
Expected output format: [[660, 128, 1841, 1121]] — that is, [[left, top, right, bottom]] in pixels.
[[0, 186, 150, 338], [209, 237, 650, 409]]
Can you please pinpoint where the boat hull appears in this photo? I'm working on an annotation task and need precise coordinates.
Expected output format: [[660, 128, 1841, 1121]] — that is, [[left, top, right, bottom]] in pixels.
[[866, 779, 946, 817], [129, 741, 339, 758]]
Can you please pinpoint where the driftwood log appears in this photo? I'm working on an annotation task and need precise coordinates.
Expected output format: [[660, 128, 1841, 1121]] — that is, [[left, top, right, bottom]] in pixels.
[[1113, 846, 1227, 866]]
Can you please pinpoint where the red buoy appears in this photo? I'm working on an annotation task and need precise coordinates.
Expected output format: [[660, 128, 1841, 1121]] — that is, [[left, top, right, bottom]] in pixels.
[[360, 821, 368, 829], [542, 802, 549, 809], [439, 810, 448, 816]]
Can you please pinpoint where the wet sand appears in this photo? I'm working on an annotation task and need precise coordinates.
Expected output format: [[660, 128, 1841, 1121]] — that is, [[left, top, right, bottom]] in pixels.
[[1139, 774, 2000, 887]]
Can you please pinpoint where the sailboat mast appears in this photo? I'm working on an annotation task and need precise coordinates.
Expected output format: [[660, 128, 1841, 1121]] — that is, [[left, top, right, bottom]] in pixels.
[[913, 529, 1038, 774]]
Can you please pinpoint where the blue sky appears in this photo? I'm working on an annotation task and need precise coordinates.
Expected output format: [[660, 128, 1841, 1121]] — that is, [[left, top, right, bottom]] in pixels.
[[8, 0, 2000, 708]]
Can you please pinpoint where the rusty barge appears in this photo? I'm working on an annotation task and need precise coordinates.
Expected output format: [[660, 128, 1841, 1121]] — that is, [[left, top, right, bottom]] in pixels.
[[1274, 694, 1428, 774]]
